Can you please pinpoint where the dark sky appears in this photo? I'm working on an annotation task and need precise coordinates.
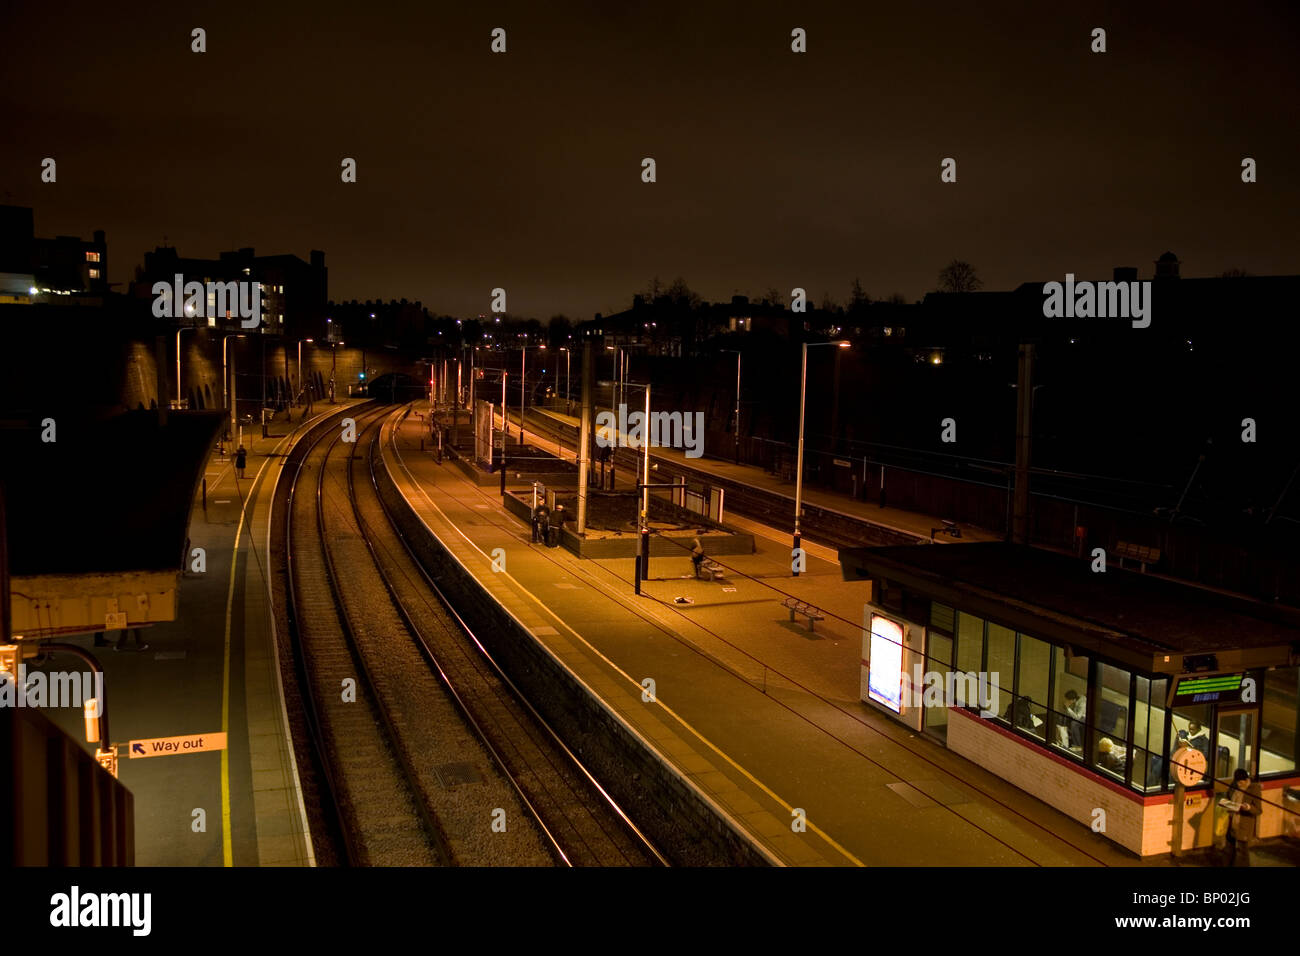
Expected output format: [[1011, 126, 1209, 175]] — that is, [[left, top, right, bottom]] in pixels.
[[2, 1, 1297, 317]]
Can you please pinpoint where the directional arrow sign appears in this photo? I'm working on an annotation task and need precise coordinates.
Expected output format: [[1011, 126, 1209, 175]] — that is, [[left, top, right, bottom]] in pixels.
[[127, 732, 227, 759]]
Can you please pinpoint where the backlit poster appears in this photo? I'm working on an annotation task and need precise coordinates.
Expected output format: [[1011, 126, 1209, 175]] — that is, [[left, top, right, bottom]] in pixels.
[[869, 614, 905, 713]]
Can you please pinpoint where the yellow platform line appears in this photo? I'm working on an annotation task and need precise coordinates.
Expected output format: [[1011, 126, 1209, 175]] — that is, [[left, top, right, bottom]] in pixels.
[[219, 447, 278, 867]]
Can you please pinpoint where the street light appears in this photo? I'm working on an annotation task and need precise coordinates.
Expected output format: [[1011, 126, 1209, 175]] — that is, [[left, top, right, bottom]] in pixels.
[[559, 346, 571, 415], [329, 340, 344, 403], [175, 325, 194, 408], [793, 340, 851, 576], [297, 338, 313, 406], [222, 333, 245, 439], [721, 349, 742, 465]]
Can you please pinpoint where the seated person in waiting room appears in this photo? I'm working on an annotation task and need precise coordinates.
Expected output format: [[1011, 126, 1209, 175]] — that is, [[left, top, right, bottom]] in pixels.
[[1097, 737, 1127, 775], [1187, 721, 1212, 762], [1057, 689, 1085, 749], [1003, 696, 1043, 732]]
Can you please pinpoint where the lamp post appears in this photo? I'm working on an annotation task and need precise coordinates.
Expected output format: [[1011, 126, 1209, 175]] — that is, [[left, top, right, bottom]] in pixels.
[[793, 340, 850, 576], [560, 346, 571, 415], [722, 349, 742, 465], [175, 325, 194, 409], [297, 338, 313, 406], [500, 368, 508, 496], [222, 333, 245, 439]]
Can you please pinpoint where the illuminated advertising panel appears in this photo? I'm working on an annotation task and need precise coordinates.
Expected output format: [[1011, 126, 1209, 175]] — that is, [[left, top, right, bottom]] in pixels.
[[868, 614, 905, 713]]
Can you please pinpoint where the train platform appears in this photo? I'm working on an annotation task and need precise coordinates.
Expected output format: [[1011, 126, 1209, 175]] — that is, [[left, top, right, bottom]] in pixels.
[[515, 406, 1003, 545], [30, 402, 364, 865], [386, 402, 1162, 866]]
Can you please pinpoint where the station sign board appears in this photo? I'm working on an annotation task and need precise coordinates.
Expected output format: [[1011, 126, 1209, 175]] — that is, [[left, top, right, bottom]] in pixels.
[[1167, 672, 1245, 708], [128, 731, 227, 758]]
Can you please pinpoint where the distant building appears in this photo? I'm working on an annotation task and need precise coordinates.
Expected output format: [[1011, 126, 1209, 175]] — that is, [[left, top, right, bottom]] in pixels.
[[131, 245, 327, 338], [0, 204, 108, 304], [578, 293, 792, 357]]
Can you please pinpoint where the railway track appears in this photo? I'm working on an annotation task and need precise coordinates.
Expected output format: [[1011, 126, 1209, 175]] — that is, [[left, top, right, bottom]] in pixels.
[[279, 403, 665, 866]]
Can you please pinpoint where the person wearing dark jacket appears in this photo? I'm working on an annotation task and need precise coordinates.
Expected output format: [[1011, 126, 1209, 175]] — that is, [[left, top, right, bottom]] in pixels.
[[235, 445, 247, 479], [547, 504, 566, 547], [536, 503, 551, 546], [1225, 768, 1263, 866]]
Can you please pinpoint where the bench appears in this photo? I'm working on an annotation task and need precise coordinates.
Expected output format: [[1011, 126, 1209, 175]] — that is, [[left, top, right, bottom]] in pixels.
[[695, 557, 725, 581], [782, 596, 825, 632], [1113, 540, 1161, 572]]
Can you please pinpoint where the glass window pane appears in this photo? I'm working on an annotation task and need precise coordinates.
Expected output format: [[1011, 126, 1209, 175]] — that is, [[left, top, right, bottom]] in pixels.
[[930, 602, 955, 636], [1050, 648, 1089, 754], [1261, 667, 1298, 775], [1215, 711, 1255, 783], [986, 623, 1015, 723], [956, 612, 983, 682], [924, 633, 954, 741], [1092, 663, 1132, 781], [1132, 677, 1169, 791], [1014, 634, 1050, 739]]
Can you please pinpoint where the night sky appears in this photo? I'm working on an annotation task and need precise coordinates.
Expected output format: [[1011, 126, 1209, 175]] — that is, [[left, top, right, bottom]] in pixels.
[[3, 1, 1297, 316]]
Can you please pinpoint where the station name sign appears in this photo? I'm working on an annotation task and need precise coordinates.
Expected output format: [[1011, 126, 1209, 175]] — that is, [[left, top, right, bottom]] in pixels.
[[1167, 672, 1245, 707]]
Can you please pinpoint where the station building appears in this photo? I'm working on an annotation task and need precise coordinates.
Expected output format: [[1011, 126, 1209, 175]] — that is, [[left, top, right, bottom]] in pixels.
[[840, 542, 1300, 856]]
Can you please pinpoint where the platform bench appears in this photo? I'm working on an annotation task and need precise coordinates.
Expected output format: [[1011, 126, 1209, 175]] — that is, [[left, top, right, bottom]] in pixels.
[[696, 557, 725, 581], [1113, 540, 1161, 572], [782, 597, 825, 632]]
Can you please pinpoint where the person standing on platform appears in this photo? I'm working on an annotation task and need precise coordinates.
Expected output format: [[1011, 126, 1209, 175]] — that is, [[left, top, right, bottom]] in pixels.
[[536, 501, 551, 546], [1225, 768, 1263, 866], [691, 538, 705, 578], [548, 504, 566, 548], [235, 444, 247, 479]]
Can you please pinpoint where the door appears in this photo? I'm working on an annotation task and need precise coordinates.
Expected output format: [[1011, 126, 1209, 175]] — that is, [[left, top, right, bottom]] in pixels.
[[1214, 707, 1257, 783]]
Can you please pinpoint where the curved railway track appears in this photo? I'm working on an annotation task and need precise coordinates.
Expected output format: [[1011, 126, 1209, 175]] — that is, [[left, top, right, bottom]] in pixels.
[[279, 403, 664, 867]]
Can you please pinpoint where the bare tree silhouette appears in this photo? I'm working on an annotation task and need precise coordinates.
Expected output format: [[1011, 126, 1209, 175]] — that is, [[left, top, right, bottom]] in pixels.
[[937, 259, 983, 293]]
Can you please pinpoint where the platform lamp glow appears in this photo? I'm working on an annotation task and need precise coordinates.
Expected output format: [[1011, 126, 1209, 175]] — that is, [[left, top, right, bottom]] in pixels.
[[793, 340, 851, 576]]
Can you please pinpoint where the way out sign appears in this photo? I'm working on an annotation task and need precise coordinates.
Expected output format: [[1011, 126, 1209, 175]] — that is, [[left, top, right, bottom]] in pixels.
[[128, 731, 227, 758]]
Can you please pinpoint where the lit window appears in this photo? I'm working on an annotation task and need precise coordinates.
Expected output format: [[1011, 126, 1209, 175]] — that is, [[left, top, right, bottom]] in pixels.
[[88, 268, 100, 279], [85, 251, 101, 262]]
